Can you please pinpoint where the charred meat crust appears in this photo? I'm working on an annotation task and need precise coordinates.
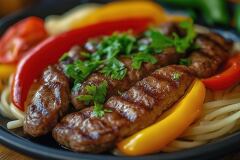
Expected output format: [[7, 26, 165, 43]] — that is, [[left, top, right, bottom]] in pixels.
[[23, 65, 71, 137], [53, 65, 194, 153]]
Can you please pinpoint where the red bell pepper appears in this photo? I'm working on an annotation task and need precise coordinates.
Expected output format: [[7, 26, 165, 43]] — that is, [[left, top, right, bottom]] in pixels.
[[202, 54, 240, 90], [11, 18, 152, 111], [0, 17, 48, 64]]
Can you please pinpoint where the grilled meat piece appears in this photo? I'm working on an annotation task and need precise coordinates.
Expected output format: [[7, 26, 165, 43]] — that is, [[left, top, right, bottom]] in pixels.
[[204, 32, 233, 51], [53, 65, 194, 153], [189, 33, 232, 78], [71, 48, 180, 110], [23, 65, 70, 137]]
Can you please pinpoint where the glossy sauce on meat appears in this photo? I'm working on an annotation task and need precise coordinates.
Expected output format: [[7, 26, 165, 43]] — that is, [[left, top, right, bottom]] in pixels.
[[23, 65, 70, 137]]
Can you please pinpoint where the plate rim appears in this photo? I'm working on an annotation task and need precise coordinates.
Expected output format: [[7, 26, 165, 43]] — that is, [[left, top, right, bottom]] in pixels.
[[1, 1, 240, 159]]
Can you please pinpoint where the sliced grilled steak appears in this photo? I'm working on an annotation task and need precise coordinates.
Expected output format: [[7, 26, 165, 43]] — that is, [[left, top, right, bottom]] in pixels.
[[72, 48, 180, 110], [23, 65, 70, 137], [189, 33, 233, 78], [53, 65, 194, 153]]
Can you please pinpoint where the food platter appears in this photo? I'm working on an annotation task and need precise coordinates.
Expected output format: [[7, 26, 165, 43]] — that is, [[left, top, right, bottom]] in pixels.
[[1, 0, 240, 159]]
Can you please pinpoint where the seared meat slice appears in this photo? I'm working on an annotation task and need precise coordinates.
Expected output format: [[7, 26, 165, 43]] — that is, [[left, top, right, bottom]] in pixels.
[[23, 65, 70, 137], [204, 32, 233, 51], [189, 33, 232, 78], [53, 65, 194, 153], [72, 48, 180, 110]]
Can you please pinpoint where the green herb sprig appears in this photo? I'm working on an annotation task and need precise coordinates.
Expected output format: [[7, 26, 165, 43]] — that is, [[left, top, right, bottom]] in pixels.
[[77, 81, 111, 117], [145, 20, 196, 54]]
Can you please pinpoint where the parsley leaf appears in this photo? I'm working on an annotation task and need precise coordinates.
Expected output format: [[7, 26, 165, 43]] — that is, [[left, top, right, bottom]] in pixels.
[[92, 103, 112, 118], [92, 103, 105, 117], [172, 72, 181, 81], [81, 81, 108, 104], [77, 81, 111, 117], [173, 21, 196, 53], [65, 60, 100, 84], [179, 58, 192, 66], [100, 58, 127, 80], [147, 29, 175, 53], [96, 33, 136, 59], [146, 20, 196, 54], [131, 53, 157, 69]]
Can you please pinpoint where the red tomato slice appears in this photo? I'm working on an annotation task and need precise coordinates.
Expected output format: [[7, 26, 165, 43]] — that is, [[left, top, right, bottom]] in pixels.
[[0, 16, 48, 64]]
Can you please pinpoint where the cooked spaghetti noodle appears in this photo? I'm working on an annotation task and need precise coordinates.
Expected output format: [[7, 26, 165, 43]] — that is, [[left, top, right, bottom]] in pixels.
[[0, 76, 25, 129], [163, 83, 240, 152]]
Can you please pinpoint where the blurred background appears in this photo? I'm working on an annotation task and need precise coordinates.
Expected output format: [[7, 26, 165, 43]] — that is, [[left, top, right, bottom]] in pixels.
[[0, 0, 36, 17], [1, 0, 240, 33]]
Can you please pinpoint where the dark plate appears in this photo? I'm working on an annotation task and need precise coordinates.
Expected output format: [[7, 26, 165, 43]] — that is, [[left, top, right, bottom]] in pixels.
[[0, 1, 240, 160]]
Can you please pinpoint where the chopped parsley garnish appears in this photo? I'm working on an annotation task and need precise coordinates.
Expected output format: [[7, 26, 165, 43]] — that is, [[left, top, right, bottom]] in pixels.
[[65, 21, 196, 85], [174, 20, 196, 53], [95, 33, 136, 59], [147, 29, 175, 53], [92, 103, 112, 118], [172, 72, 181, 81], [63, 21, 197, 118], [100, 58, 127, 80], [131, 53, 157, 69], [65, 60, 100, 84], [65, 33, 135, 84], [77, 81, 111, 117], [146, 20, 196, 54], [179, 58, 192, 66]]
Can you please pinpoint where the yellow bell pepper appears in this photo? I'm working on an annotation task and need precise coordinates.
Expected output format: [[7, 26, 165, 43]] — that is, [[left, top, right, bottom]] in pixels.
[[117, 79, 206, 156], [0, 64, 16, 80], [45, 1, 189, 35], [45, 4, 101, 35], [72, 1, 188, 29], [0, 80, 3, 92]]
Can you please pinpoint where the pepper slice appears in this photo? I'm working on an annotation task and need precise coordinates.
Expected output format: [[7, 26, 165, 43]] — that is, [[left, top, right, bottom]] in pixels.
[[117, 79, 206, 156], [11, 18, 152, 111], [202, 54, 240, 91], [46, 1, 188, 35], [0, 17, 48, 64], [0, 64, 16, 80]]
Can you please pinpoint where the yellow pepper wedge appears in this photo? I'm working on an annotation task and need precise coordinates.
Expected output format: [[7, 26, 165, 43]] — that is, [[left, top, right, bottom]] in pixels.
[[70, 1, 188, 30], [117, 79, 206, 156], [0, 80, 3, 92], [0, 64, 16, 80]]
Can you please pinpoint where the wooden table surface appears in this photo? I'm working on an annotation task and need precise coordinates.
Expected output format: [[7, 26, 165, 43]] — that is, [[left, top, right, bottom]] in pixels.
[[0, 145, 32, 160], [1, 144, 240, 160]]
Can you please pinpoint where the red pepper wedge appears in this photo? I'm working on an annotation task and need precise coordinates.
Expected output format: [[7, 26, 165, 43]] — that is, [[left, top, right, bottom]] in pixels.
[[11, 18, 153, 111], [202, 54, 240, 90], [0, 17, 48, 64]]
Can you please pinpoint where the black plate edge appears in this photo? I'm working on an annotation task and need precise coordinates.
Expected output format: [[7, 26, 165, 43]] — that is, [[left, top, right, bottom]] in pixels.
[[1, 1, 240, 160]]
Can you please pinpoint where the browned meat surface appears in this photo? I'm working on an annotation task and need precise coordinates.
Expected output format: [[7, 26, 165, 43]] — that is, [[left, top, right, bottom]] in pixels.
[[53, 65, 194, 153], [71, 48, 180, 110], [205, 32, 233, 51], [23, 65, 70, 137], [189, 33, 233, 78]]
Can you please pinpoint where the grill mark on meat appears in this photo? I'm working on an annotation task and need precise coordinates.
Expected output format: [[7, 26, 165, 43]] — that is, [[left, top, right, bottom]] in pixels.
[[53, 65, 194, 153], [189, 33, 232, 78], [121, 86, 155, 110], [72, 48, 180, 110], [196, 35, 227, 61], [24, 65, 71, 137], [23, 46, 83, 137], [200, 32, 233, 51], [106, 96, 148, 122]]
